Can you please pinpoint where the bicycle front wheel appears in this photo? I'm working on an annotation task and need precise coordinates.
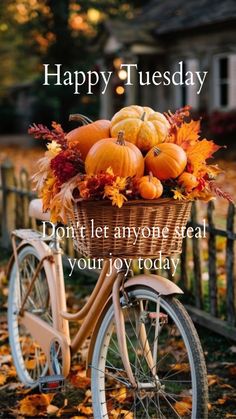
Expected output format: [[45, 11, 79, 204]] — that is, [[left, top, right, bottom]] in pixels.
[[91, 286, 208, 418], [8, 245, 55, 387]]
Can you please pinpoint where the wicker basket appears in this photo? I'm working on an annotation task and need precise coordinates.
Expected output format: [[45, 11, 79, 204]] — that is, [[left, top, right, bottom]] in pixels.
[[68, 198, 192, 258]]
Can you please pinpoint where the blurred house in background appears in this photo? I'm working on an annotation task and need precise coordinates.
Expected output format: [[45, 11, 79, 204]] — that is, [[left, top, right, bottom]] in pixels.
[[1, 0, 235, 145], [100, 0, 236, 119]]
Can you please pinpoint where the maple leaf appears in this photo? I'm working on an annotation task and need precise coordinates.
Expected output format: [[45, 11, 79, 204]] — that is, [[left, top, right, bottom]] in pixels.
[[186, 139, 222, 176], [167, 120, 201, 149]]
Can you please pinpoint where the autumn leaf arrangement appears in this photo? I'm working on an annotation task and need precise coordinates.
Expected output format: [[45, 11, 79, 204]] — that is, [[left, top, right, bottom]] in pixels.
[[29, 105, 232, 223]]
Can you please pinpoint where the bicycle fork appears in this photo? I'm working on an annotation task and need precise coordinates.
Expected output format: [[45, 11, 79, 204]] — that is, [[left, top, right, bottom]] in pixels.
[[112, 270, 166, 390]]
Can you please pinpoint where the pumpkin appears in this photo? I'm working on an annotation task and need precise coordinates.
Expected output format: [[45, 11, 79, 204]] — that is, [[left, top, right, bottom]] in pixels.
[[139, 172, 163, 199], [85, 131, 144, 178], [66, 114, 111, 161], [110, 105, 170, 152], [178, 172, 198, 191], [145, 143, 187, 180]]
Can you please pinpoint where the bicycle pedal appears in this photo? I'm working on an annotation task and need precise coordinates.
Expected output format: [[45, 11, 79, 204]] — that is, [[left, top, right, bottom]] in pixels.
[[39, 374, 65, 393]]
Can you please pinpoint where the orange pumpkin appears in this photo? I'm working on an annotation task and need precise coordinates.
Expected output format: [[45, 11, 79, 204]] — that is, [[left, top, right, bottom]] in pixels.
[[145, 143, 187, 180], [178, 172, 198, 191], [85, 131, 144, 178], [110, 105, 170, 152], [139, 173, 163, 199], [66, 115, 111, 160]]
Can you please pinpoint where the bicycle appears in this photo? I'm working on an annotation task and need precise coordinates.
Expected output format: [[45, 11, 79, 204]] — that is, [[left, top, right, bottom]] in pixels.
[[7, 198, 208, 418]]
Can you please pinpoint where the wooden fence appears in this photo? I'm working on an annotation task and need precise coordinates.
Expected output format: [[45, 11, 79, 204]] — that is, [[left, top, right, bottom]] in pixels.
[[0, 159, 235, 340]]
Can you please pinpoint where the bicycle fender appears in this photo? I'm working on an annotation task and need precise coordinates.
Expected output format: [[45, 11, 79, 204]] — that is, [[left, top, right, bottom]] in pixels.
[[86, 273, 183, 376], [7, 239, 54, 282], [124, 274, 183, 295], [6, 241, 31, 280]]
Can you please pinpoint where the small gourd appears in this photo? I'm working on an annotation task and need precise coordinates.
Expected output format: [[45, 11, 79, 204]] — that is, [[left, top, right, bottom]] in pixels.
[[139, 172, 163, 199]]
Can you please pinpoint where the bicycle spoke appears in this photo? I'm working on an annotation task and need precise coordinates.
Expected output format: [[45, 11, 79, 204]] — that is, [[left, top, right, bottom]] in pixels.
[[159, 391, 182, 418]]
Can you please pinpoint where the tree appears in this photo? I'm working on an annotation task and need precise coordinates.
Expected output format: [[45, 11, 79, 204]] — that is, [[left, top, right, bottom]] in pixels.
[[0, 0, 143, 131]]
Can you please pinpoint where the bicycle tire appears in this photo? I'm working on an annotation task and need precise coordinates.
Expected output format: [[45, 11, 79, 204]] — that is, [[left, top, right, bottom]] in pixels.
[[8, 245, 56, 387], [91, 286, 208, 419]]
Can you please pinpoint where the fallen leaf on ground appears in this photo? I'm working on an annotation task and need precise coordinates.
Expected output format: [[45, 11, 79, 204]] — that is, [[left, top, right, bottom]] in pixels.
[[77, 404, 93, 415], [1, 381, 24, 391], [0, 374, 7, 385], [69, 370, 91, 389], [207, 374, 220, 386], [24, 359, 37, 369], [220, 383, 234, 389], [0, 345, 10, 355], [19, 393, 55, 416], [169, 363, 190, 372], [70, 416, 87, 419], [0, 331, 9, 342], [215, 397, 228, 405], [110, 409, 134, 419], [110, 387, 127, 403], [174, 400, 192, 415], [228, 366, 236, 376], [0, 354, 12, 364], [47, 404, 60, 415]]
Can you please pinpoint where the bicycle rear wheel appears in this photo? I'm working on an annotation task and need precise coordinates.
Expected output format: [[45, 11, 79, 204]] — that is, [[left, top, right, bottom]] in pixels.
[[91, 286, 208, 418], [8, 245, 55, 387]]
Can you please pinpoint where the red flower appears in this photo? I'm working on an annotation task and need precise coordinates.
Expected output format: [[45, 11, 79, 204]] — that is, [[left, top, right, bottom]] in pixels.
[[50, 149, 84, 184]]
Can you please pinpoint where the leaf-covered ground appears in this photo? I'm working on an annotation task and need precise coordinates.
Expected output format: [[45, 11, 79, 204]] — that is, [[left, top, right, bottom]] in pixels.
[[0, 260, 236, 419]]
